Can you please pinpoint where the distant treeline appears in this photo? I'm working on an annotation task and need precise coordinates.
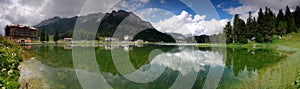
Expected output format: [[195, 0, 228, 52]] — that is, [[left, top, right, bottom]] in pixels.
[[223, 6, 300, 44]]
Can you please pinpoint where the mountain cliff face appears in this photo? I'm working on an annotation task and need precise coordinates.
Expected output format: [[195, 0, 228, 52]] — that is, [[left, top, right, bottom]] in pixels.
[[34, 10, 175, 42]]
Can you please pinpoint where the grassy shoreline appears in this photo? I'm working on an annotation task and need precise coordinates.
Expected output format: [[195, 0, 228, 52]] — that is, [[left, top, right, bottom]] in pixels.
[[224, 32, 300, 88]]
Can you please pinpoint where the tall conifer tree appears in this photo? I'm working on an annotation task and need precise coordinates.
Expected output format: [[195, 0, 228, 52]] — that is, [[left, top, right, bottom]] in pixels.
[[294, 6, 300, 28], [255, 8, 264, 43], [246, 11, 256, 40], [54, 30, 59, 44], [40, 28, 45, 43], [224, 22, 233, 43]]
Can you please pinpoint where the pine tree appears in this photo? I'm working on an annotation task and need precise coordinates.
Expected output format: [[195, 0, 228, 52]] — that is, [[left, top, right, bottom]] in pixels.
[[286, 16, 297, 33], [4, 25, 9, 36], [277, 21, 287, 38], [252, 17, 258, 40], [46, 33, 49, 42], [54, 30, 59, 44], [246, 11, 256, 40], [257, 8, 264, 24], [285, 6, 295, 34], [233, 14, 239, 43], [223, 21, 233, 43], [276, 9, 285, 34], [96, 34, 100, 41], [254, 7, 275, 43], [233, 14, 248, 43], [40, 28, 45, 43], [264, 7, 275, 42], [237, 19, 248, 43], [294, 6, 300, 28], [255, 8, 265, 43], [285, 6, 292, 21], [223, 6, 298, 43], [289, 18, 298, 33]]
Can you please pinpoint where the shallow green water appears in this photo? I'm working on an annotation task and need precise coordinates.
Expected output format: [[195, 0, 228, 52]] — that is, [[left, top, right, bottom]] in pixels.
[[19, 44, 287, 89]]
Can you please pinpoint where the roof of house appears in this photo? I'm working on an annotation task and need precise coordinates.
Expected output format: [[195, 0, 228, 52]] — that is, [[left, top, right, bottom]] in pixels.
[[64, 38, 72, 39], [7, 24, 38, 31]]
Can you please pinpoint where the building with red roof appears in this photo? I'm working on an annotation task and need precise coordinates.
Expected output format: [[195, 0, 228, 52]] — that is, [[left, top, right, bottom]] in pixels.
[[4, 24, 38, 43]]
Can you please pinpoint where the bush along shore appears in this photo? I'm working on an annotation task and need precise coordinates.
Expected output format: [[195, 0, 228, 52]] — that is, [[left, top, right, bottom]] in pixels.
[[0, 36, 23, 88]]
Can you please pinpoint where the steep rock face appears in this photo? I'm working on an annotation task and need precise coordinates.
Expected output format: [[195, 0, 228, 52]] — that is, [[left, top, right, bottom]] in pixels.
[[97, 10, 154, 39], [34, 10, 175, 42]]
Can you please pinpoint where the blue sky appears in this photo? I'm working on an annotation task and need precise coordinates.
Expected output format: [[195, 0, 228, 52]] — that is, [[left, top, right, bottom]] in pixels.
[[115, 0, 300, 21], [210, 0, 243, 19], [115, 0, 243, 20]]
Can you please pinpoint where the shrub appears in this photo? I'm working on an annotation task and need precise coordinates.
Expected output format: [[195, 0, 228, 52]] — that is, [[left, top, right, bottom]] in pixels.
[[0, 36, 23, 88]]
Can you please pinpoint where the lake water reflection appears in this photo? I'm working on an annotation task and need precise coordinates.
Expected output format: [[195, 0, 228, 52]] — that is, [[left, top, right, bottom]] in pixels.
[[20, 44, 287, 89]]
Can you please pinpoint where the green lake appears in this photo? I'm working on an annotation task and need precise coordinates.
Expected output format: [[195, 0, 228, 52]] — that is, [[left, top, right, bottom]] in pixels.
[[19, 44, 288, 89]]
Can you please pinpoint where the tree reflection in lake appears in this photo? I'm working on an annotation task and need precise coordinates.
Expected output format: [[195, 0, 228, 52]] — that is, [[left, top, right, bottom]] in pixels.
[[225, 48, 287, 76]]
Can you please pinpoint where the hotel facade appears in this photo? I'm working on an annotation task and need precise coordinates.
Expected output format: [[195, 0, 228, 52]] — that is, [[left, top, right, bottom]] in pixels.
[[4, 24, 38, 43]]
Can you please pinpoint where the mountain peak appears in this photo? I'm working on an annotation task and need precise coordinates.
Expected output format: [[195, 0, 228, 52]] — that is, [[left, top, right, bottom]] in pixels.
[[33, 10, 174, 42], [36, 16, 61, 27]]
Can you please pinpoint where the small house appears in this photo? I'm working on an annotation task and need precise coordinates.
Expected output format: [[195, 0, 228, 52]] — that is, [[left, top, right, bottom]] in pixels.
[[64, 38, 72, 42]]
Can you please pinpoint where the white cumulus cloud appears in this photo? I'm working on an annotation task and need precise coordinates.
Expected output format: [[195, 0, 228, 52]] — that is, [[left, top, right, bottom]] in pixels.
[[151, 10, 229, 37]]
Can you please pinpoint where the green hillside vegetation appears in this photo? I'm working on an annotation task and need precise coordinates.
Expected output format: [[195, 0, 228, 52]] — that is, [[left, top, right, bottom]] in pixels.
[[223, 6, 300, 44]]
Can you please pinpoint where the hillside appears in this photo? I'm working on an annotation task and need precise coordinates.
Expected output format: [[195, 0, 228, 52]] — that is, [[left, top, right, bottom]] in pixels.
[[34, 10, 175, 42]]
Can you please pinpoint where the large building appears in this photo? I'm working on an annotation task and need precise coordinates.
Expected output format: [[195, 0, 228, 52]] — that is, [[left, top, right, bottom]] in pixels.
[[4, 24, 38, 43]]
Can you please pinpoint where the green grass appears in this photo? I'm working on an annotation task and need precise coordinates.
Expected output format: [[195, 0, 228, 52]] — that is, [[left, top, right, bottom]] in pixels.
[[274, 32, 300, 49], [227, 41, 275, 49], [224, 32, 300, 49]]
